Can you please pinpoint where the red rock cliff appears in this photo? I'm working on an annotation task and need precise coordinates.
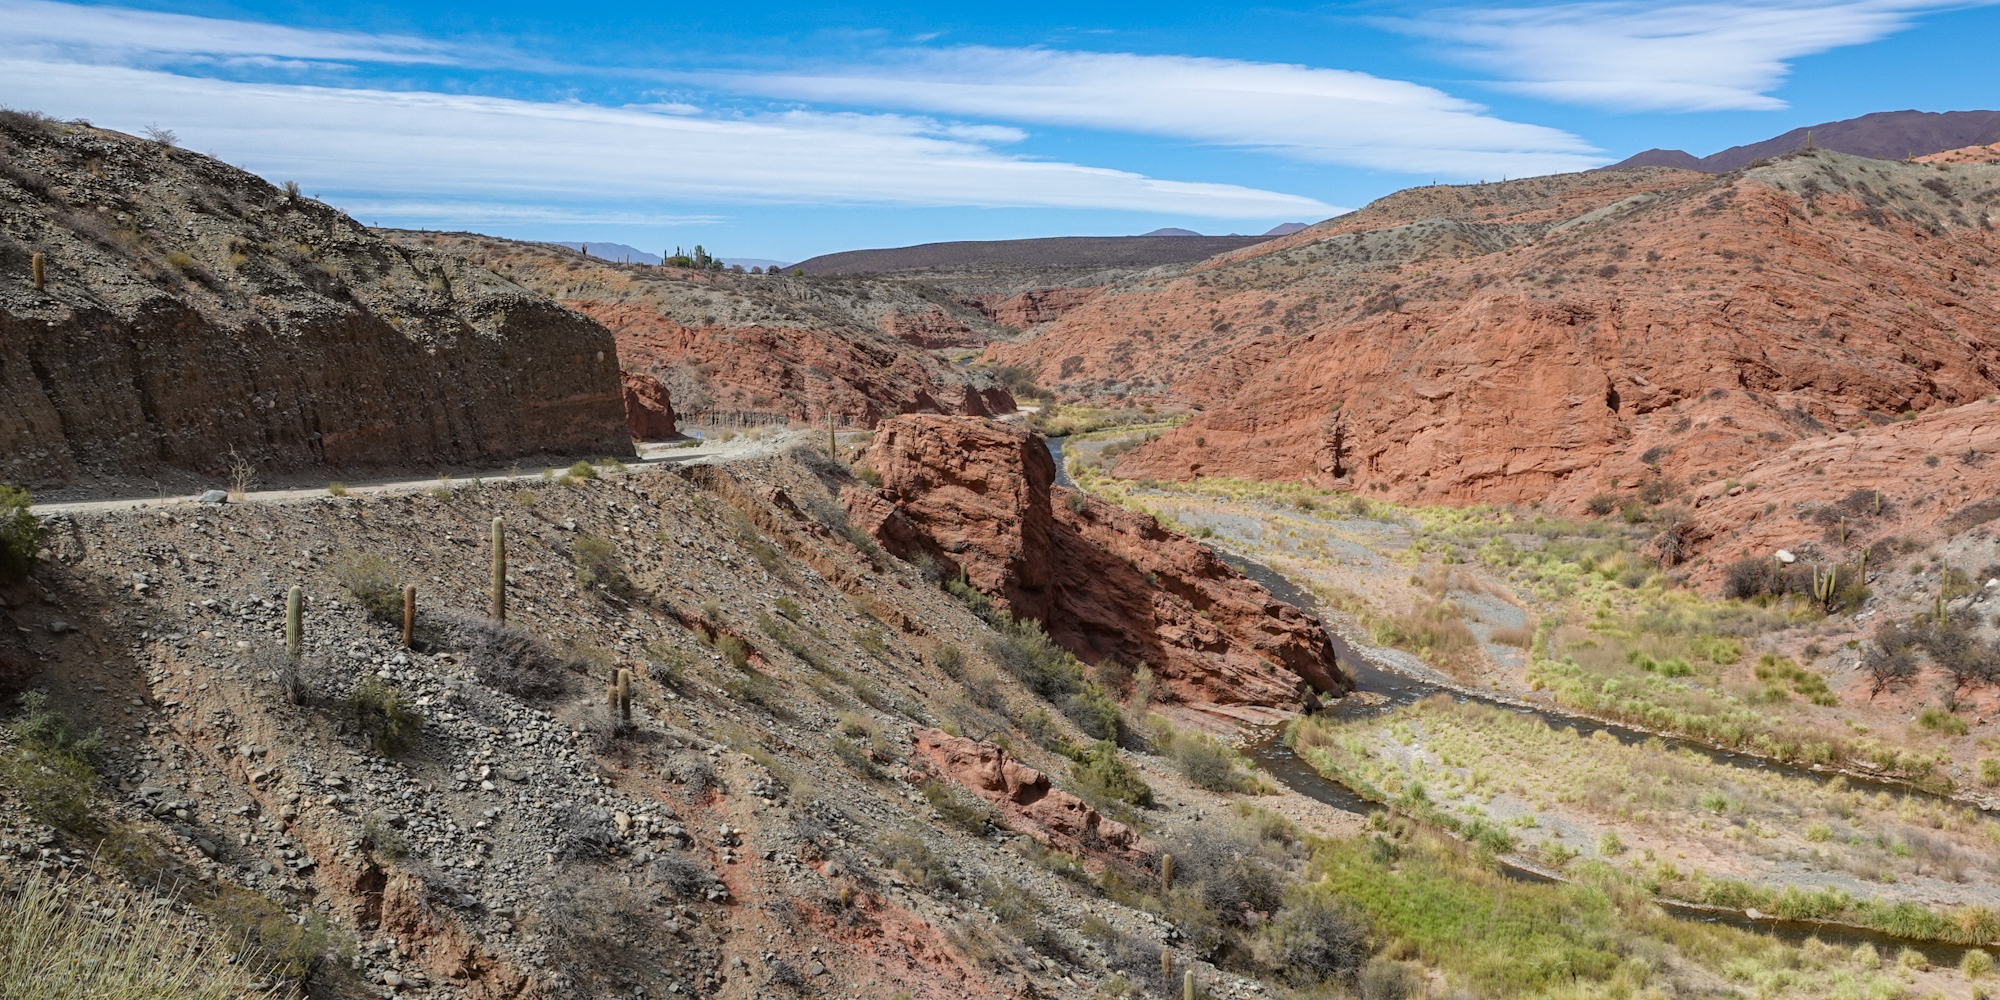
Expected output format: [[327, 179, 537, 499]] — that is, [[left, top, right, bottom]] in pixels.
[[846, 414, 1350, 717]]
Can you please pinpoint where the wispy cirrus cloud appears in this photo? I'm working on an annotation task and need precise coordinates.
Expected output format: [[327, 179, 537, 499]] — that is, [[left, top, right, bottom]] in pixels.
[[1384, 0, 1982, 112], [697, 47, 1605, 177], [0, 0, 455, 68], [1, 58, 1335, 218]]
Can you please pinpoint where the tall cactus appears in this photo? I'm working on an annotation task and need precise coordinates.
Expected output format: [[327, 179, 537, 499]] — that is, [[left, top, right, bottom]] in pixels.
[[1161, 852, 1174, 892], [285, 585, 303, 655], [1160, 949, 1173, 983], [31, 252, 45, 291], [401, 584, 416, 647], [1811, 565, 1837, 613], [1185, 970, 1195, 1000], [490, 517, 506, 622], [617, 668, 633, 723]]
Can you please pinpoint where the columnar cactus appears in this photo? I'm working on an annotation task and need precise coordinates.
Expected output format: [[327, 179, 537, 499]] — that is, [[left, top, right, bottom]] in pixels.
[[31, 252, 44, 291], [490, 517, 506, 622], [285, 585, 303, 655], [1185, 970, 1195, 1000], [617, 668, 633, 723], [401, 584, 416, 647], [1161, 852, 1174, 891], [1812, 565, 1837, 613], [1160, 949, 1173, 982]]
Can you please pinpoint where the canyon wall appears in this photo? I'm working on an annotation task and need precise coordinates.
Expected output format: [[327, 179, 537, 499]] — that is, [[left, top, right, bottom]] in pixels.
[[846, 414, 1350, 718]]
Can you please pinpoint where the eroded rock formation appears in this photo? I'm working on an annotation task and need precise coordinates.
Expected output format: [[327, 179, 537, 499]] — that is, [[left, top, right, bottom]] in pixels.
[[911, 728, 1142, 861], [846, 414, 1350, 717], [621, 370, 679, 440]]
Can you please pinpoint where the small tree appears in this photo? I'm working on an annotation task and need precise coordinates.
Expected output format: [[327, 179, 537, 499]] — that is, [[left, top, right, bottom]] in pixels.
[[0, 486, 42, 581]]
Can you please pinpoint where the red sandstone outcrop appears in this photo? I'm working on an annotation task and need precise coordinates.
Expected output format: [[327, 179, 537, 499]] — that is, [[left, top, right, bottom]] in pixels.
[[879, 307, 984, 348], [986, 152, 2000, 530], [0, 117, 631, 489], [395, 234, 1016, 430], [960, 286, 1104, 330], [845, 415, 1350, 718], [910, 728, 1143, 860], [621, 370, 679, 440], [1679, 398, 2000, 586]]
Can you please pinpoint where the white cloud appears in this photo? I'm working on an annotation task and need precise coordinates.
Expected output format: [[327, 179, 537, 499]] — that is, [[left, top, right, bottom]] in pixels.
[[1386, 0, 1977, 112], [333, 201, 726, 228], [696, 47, 1605, 177], [0, 0, 453, 67], [2, 59, 1334, 218]]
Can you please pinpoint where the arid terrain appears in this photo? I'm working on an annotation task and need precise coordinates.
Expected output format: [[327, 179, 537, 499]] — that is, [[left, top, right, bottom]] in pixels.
[[8, 106, 2000, 1000]]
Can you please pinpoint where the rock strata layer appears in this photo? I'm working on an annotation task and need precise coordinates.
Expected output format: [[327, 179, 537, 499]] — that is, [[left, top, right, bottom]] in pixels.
[[847, 414, 1350, 717], [0, 114, 630, 489]]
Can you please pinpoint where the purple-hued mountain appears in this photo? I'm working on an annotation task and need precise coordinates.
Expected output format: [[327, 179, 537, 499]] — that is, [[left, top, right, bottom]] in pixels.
[[1606, 109, 2000, 173]]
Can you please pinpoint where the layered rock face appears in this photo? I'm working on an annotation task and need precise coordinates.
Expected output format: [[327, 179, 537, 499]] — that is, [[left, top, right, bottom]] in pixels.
[[0, 114, 630, 489], [846, 415, 1349, 715], [389, 233, 1016, 429], [988, 152, 2000, 520]]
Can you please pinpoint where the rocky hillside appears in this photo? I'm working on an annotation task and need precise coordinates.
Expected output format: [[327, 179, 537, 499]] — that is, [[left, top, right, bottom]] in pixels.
[[991, 150, 2000, 531], [383, 233, 1017, 430], [0, 113, 631, 495], [0, 429, 1365, 1000]]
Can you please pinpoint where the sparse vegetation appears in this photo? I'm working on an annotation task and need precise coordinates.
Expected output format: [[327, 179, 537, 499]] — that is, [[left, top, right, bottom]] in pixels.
[[343, 677, 423, 755], [328, 550, 401, 621], [570, 533, 630, 593], [0, 484, 43, 580], [1069, 739, 1154, 807], [0, 870, 282, 999]]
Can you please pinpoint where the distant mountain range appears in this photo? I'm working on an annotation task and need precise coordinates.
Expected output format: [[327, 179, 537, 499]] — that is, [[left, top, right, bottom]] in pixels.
[[1607, 109, 2000, 173], [551, 242, 793, 271], [1142, 224, 1308, 237], [552, 241, 658, 264], [792, 234, 1280, 275]]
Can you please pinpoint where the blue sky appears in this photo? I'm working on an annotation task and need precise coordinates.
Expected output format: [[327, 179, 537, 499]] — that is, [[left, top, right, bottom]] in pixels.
[[6, 0, 1997, 262]]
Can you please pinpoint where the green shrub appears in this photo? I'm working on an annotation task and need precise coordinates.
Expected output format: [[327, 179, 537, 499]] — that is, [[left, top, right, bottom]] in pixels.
[[1917, 707, 1970, 736], [1257, 884, 1370, 985], [0, 485, 43, 580], [933, 643, 964, 677], [829, 735, 882, 780], [0, 745, 97, 834], [876, 830, 956, 890], [567, 459, 600, 480], [329, 551, 401, 621], [982, 616, 1125, 743], [715, 634, 751, 671], [344, 678, 423, 755], [722, 668, 784, 714], [570, 534, 630, 593], [918, 778, 995, 834], [1980, 758, 2000, 787], [1963, 948, 1994, 980], [1070, 740, 1153, 807]]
